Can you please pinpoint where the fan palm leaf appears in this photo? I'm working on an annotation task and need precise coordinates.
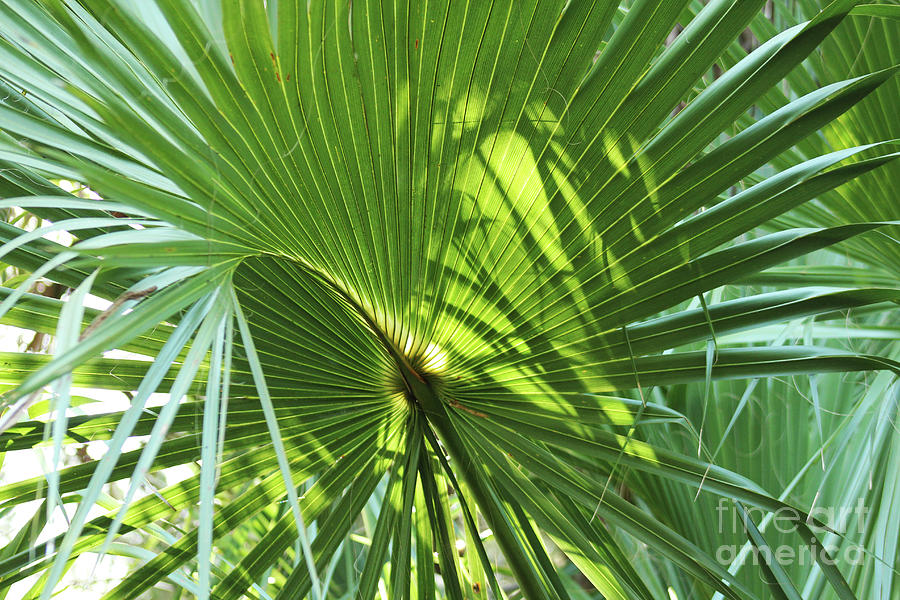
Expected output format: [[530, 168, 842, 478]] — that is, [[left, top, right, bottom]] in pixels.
[[0, 1, 897, 598]]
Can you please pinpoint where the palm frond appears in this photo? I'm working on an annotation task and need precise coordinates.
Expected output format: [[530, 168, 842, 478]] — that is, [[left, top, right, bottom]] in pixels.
[[0, 1, 897, 598]]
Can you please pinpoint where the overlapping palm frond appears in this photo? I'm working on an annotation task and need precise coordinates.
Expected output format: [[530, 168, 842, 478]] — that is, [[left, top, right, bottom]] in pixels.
[[623, 5, 900, 600], [0, 1, 897, 598]]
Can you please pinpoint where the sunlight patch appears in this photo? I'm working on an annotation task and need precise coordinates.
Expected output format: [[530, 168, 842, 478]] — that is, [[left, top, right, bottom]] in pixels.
[[419, 342, 449, 374]]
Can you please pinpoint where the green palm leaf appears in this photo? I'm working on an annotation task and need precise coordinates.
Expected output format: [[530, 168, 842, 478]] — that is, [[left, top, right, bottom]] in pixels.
[[0, 1, 897, 598]]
